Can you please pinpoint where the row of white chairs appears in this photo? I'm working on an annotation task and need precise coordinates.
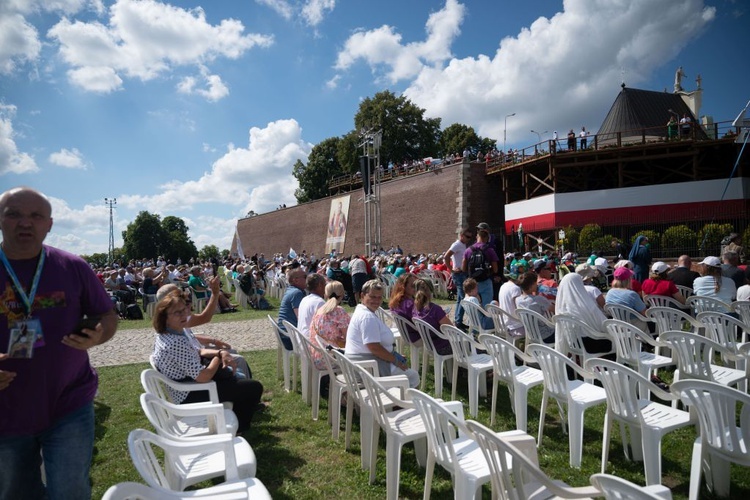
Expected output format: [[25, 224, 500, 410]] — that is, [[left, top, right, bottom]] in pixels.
[[102, 366, 272, 498]]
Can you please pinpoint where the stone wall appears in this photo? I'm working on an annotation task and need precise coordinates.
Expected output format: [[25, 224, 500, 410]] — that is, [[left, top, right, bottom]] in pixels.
[[235, 161, 505, 258]]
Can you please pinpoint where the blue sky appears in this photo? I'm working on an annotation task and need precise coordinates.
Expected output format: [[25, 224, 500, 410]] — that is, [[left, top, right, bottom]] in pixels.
[[1, 0, 747, 256]]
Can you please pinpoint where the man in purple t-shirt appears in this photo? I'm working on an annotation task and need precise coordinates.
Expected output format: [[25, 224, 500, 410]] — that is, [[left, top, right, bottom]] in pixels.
[[0, 187, 118, 500], [461, 223, 500, 309]]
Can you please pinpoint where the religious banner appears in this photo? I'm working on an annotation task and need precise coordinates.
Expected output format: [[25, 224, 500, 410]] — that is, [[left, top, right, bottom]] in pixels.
[[326, 195, 350, 255]]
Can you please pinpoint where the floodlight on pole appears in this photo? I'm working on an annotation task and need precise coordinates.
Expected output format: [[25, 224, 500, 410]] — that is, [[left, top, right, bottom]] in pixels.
[[530, 129, 547, 143], [503, 113, 516, 152]]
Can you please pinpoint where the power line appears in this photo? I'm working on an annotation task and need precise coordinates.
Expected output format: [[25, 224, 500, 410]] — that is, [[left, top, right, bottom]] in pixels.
[[104, 197, 117, 264]]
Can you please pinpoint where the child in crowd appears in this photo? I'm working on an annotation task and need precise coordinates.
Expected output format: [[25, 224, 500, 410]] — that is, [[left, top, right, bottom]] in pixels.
[[463, 278, 495, 330]]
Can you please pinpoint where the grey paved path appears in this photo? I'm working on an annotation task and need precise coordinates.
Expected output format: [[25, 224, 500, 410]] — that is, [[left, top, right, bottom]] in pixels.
[[88, 318, 276, 367]]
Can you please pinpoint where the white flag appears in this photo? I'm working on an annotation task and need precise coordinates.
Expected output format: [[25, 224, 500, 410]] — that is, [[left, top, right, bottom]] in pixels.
[[235, 226, 245, 258], [289, 247, 297, 259]]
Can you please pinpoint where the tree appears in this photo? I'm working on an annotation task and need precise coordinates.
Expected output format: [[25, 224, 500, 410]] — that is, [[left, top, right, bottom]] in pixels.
[[336, 130, 360, 174], [293, 136, 344, 203], [160, 216, 197, 264], [198, 244, 220, 261], [122, 211, 165, 261], [440, 123, 479, 157], [354, 90, 441, 167]]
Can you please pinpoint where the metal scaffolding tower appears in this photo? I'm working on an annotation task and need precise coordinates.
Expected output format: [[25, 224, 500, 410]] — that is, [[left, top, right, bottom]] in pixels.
[[104, 197, 116, 264], [358, 129, 382, 256]]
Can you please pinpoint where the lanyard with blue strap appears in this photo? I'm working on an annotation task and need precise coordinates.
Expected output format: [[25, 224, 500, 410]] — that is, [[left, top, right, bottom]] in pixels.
[[0, 246, 46, 347]]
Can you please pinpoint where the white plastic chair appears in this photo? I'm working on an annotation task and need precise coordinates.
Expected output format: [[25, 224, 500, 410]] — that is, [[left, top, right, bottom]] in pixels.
[[659, 331, 745, 389], [313, 336, 348, 439], [140, 393, 237, 439], [589, 474, 673, 500], [643, 294, 688, 310], [527, 344, 607, 468], [586, 358, 693, 486], [127, 428, 255, 492], [516, 308, 556, 348], [293, 328, 333, 421], [355, 363, 430, 500], [412, 317, 454, 397], [646, 307, 704, 336], [282, 320, 311, 404], [390, 312, 423, 372], [189, 287, 207, 314], [267, 315, 297, 392], [603, 319, 673, 381], [675, 284, 694, 300], [139, 288, 157, 318], [231, 278, 251, 310], [461, 299, 496, 338], [553, 314, 615, 383], [732, 300, 750, 327], [486, 303, 525, 348], [140, 368, 233, 412], [466, 420, 602, 500], [102, 479, 272, 499], [440, 324, 493, 418], [409, 388, 537, 500], [478, 333, 544, 431], [603, 303, 651, 334], [686, 295, 732, 315], [672, 379, 750, 500]]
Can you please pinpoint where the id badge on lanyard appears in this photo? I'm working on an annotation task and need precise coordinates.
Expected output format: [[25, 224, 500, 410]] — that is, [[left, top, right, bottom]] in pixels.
[[0, 248, 46, 358]]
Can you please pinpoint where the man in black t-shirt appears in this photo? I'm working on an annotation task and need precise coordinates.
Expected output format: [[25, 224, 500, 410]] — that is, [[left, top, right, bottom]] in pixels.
[[668, 255, 700, 289]]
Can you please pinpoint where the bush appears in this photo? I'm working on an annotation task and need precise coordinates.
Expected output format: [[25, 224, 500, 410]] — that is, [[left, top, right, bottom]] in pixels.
[[578, 224, 604, 255], [697, 223, 734, 256], [661, 225, 696, 256]]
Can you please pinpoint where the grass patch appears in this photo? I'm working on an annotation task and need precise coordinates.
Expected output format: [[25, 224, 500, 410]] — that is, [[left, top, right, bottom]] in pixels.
[[92, 345, 750, 499]]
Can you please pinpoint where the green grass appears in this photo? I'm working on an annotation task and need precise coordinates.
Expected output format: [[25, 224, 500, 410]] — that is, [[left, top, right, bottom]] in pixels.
[[92, 346, 750, 499]]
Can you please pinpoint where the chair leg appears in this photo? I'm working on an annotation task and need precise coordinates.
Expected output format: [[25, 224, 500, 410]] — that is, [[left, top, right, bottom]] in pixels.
[[344, 399, 355, 449], [368, 419, 379, 481], [601, 412, 612, 474], [538, 393, 548, 447], [628, 425, 644, 462], [423, 453, 435, 500], [490, 377, 499, 427], [434, 359, 444, 398], [451, 362, 459, 401], [688, 437, 703, 500], [568, 404, 585, 468], [420, 351, 428, 391], [468, 369, 478, 418], [312, 374, 321, 421], [385, 437, 404, 500], [282, 351, 291, 392], [641, 430, 662, 486], [514, 384, 528, 433]]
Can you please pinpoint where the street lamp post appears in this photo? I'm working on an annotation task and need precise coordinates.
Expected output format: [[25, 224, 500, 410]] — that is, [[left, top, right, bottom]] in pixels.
[[530, 129, 548, 143], [558, 229, 566, 258], [503, 113, 516, 153]]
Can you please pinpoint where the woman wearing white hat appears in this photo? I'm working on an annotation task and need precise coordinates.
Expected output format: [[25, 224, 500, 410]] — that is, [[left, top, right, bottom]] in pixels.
[[642, 261, 686, 304], [693, 256, 736, 308]]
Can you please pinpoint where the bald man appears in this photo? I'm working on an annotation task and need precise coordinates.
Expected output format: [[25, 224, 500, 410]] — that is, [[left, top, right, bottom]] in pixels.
[[277, 268, 307, 350], [0, 187, 118, 499]]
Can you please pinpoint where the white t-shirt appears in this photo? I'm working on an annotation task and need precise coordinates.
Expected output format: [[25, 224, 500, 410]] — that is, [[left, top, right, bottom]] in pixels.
[[350, 257, 367, 275], [737, 285, 750, 302], [584, 284, 603, 303], [297, 293, 325, 338], [498, 281, 523, 330], [448, 239, 467, 271], [345, 304, 394, 355]]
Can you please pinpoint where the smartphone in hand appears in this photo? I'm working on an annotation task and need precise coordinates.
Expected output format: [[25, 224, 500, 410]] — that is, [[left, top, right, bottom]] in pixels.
[[74, 316, 100, 338]]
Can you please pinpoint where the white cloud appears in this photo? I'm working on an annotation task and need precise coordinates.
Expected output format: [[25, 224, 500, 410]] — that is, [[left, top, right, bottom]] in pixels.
[[334, 0, 465, 83], [301, 0, 336, 27], [0, 104, 38, 175], [44, 195, 113, 255], [117, 119, 311, 214], [353, 0, 713, 145], [49, 147, 88, 169], [255, 0, 293, 20], [0, 14, 42, 74], [47, 0, 274, 92], [177, 65, 229, 102]]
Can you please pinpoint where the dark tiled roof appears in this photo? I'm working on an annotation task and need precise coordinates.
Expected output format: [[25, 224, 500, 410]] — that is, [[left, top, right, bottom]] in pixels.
[[597, 86, 707, 139]]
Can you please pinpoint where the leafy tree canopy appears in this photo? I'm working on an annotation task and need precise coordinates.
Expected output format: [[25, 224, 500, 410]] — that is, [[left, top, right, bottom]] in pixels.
[[122, 211, 165, 262], [198, 244, 220, 261], [293, 136, 343, 203]]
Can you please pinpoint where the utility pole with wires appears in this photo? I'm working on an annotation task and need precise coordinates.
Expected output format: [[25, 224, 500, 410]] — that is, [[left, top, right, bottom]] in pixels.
[[104, 197, 116, 265]]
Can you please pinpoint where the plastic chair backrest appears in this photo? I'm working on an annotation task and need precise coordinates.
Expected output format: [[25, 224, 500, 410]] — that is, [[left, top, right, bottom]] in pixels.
[[586, 358, 651, 425], [408, 388, 467, 473], [478, 334, 524, 384], [140, 393, 226, 438], [604, 303, 649, 327], [590, 473, 672, 500], [552, 314, 592, 358], [486, 303, 516, 337], [141, 368, 220, 405], [733, 301, 750, 327], [281, 320, 304, 355], [390, 313, 419, 346], [644, 295, 686, 310], [697, 311, 746, 352], [603, 319, 650, 369], [354, 363, 407, 430], [461, 299, 493, 334], [686, 295, 731, 315], [659, 331, 726, 381], [330, 350, 376, 410], [267, 314, 288, 347], [672, 379, 750, 464], [675, 285, 694, 299], [440, 324, 477, 365], [646, 307, 702, 335], [526, 344, 574, 401], [517, 308, 555, 347], [412, 317, 446, 355], [466, 420, 600, 500]]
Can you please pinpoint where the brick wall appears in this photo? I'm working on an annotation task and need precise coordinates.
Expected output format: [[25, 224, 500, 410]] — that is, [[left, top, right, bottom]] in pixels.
[[235, 161, 504, 258]]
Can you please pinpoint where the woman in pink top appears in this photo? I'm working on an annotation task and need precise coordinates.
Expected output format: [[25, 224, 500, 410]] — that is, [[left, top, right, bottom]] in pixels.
[[309, 281, 350, 369]]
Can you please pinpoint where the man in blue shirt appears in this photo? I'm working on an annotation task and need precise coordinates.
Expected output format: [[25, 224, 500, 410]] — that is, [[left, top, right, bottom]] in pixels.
[[277, 268, 307, 350]]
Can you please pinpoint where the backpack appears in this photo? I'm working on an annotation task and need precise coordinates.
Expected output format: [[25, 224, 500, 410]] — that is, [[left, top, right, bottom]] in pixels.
[[126, 303, 144, 320], [468, 244, 491, 281]]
